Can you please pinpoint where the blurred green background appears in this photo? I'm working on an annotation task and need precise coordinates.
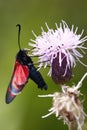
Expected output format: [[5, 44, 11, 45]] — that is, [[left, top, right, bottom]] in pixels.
[[0, 0, 87, 130]]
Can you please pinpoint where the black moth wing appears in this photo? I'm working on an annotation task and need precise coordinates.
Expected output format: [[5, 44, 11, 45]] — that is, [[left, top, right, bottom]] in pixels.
[[29, 64, 48, 90]]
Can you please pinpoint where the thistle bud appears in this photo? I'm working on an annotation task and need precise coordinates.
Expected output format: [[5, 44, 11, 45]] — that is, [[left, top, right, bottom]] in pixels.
[[52, 52, 72, 84]]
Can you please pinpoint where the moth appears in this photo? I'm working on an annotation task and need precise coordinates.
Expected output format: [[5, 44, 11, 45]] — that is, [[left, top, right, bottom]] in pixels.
[[6, 24, 47, 104]]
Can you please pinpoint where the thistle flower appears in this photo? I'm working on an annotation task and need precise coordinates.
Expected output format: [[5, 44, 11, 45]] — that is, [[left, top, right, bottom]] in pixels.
[[38, 73, 87, 130], [29, 21, 87, 84]]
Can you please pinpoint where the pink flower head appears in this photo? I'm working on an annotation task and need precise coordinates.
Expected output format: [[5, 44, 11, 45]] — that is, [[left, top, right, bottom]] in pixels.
[[29, 21, 87, 84]]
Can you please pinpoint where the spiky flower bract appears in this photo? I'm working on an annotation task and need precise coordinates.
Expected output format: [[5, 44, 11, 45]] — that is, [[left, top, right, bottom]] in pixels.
[[38, 73, 87, 130], [29, 21, 87, 84]]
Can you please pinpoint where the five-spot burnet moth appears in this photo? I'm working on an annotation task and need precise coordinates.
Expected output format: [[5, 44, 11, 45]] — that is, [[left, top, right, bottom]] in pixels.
[[5, 24, 48, 104]]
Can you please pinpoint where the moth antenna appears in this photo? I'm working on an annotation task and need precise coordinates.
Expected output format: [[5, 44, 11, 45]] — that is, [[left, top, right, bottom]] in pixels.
[[16, 24, 21, 50]]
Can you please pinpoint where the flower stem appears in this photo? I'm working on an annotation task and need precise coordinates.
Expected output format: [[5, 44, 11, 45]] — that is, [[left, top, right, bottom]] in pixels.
[[69, 122, 75, 130]]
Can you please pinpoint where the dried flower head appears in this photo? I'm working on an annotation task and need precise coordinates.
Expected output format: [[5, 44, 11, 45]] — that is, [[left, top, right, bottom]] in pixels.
[[38, 73, 87, 130], [29, 21, 87, 84]]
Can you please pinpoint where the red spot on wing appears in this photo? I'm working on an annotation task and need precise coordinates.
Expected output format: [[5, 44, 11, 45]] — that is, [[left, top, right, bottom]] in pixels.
[[13, 61, 29, 86]]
